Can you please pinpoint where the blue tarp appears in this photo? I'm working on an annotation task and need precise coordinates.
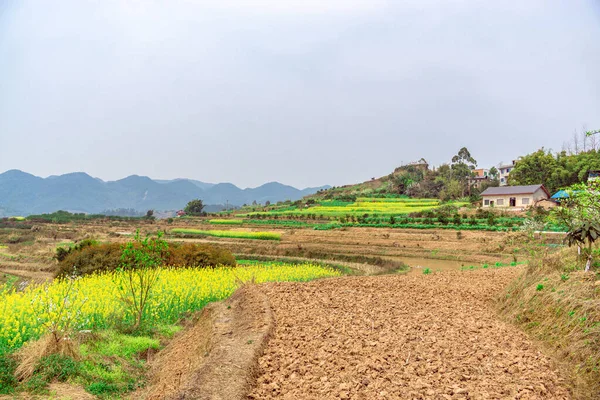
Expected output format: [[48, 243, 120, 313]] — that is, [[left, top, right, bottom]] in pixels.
[[551, 190, 569, 199]]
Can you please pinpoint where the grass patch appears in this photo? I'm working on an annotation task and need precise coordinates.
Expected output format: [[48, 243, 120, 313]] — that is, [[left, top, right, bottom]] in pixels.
[[460, 261, 527, 271], [76, 330, 160, 397], [0, 356, 17, 394], [171, 228, 281, 241], [236, 256, 358, 275], [80, 331, 159, 359]]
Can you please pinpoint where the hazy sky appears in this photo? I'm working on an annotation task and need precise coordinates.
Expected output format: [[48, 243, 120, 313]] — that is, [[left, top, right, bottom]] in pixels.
[[1, 1, 599, 188]]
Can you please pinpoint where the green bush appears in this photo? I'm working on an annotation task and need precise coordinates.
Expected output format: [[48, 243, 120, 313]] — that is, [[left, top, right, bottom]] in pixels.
[[86, 381, 121, 396], [0, 356, 17, 394], [55, 241, 236, 277]]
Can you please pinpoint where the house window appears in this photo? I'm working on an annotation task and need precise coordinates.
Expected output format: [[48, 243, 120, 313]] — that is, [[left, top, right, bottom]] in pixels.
[[484, 199, 490, 206], [522, 198, 529, 205], [501, 178, 505, 183], [497, 199, 504, 206]]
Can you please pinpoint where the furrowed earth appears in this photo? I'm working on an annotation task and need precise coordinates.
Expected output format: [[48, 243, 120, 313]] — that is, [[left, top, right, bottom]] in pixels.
[[249, 269, 569, 400]]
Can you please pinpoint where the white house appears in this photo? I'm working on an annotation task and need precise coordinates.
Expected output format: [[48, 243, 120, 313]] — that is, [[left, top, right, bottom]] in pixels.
[[498, 162, 515, 186], [480, 184, 550, 209]]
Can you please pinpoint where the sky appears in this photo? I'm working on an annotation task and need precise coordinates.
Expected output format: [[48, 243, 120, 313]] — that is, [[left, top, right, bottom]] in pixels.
[[1, 0, 599, 189]]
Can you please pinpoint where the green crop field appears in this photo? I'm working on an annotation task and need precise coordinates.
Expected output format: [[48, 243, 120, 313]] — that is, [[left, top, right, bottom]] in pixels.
[[209, 219, 244, 225], [239, 198, 448, 218], [171, 228, 281, 241]]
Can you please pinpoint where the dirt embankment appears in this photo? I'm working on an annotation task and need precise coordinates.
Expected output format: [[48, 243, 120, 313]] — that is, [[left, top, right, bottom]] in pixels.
[[139, 285, 274, 400], [250, 269, 571, 399]]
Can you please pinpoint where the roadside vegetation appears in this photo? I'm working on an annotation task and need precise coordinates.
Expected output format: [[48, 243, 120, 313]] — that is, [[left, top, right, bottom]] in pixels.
[[500, 179, 600, 398]]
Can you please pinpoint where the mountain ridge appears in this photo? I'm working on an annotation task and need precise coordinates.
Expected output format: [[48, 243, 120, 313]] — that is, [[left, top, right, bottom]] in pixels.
[[0, 170, 330, 216]]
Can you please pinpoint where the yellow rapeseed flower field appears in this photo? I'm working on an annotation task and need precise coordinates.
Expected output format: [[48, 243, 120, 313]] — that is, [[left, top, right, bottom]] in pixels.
[[0, 263, 339, 352]]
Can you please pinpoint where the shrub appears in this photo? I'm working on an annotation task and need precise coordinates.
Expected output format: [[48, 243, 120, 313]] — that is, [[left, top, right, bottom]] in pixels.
[[55, 241, 236, 278], [165, 243, 236, 268], [55, 238, 99, 262]]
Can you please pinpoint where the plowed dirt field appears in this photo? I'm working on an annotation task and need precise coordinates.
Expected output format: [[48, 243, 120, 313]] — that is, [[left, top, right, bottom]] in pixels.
[[250, 268, 570, 399]]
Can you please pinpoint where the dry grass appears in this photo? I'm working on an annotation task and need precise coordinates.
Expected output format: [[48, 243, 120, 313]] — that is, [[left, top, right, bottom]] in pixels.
[[499, 248, 600, 399], [14, 333, 79, 381]]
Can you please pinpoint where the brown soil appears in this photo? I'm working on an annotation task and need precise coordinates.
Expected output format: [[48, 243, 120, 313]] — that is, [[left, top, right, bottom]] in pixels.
[[249, 268, 571, 399], [1, 221, 537, 278], [139, 284, 274, 400]]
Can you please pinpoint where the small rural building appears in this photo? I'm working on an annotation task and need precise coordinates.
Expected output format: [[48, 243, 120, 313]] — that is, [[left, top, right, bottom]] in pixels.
[[498, 162, 515, 186], [480, 184, 550, 209], [473, 168, 490, 178]]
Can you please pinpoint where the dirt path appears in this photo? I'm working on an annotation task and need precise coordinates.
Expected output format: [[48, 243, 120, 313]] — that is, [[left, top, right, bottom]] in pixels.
[[249, 268, 570, 399]]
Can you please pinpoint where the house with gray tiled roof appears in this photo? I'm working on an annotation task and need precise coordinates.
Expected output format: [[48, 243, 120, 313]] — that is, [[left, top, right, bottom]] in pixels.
[[480, 185, 550, 209]]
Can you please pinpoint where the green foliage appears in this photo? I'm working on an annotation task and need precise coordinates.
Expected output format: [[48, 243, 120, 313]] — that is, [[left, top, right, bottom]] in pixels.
[[27, 210, 142, 224], [452, 214, 461, 225], [0, 356, 17, 394], [509, 148, 600, 192], [536, 284, 544, 291], [86, 381, 122, 396], [209, 219, 244, 225], [423, 268, 431, 275], [552, 181, 600, 271], [24, 354, 79, 393], [118, 231, 169, 330], [184, 199, 205, 216], [171, 228, 281, 241], [81, 330, 159, 360], [586, 129, 600, 136]]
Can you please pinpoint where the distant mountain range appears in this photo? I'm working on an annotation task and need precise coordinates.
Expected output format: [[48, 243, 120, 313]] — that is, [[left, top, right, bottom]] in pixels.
[[0, 170, 330, 216]]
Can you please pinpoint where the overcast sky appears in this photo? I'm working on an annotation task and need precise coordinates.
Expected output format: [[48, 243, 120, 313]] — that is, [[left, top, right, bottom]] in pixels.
[[1, 1, 599, 188]]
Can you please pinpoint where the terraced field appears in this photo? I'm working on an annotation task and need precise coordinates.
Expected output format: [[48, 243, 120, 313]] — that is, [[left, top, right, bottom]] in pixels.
[[239, 198, 449, 218]]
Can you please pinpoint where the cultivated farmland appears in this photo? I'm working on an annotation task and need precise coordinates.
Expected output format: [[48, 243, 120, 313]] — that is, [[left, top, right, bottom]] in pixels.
[[170, 228, 281, 241], [238, 197, 446, 218]]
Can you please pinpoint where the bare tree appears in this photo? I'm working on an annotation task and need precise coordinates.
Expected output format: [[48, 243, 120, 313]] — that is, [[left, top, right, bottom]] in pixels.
[[589, 132, 598, 151], [573, 129, 580, 154], [581, 124, 588, 153]]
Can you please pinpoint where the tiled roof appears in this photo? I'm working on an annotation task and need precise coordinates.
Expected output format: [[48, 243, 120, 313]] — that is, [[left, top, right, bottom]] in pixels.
[[481, 185, 547, 196]]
